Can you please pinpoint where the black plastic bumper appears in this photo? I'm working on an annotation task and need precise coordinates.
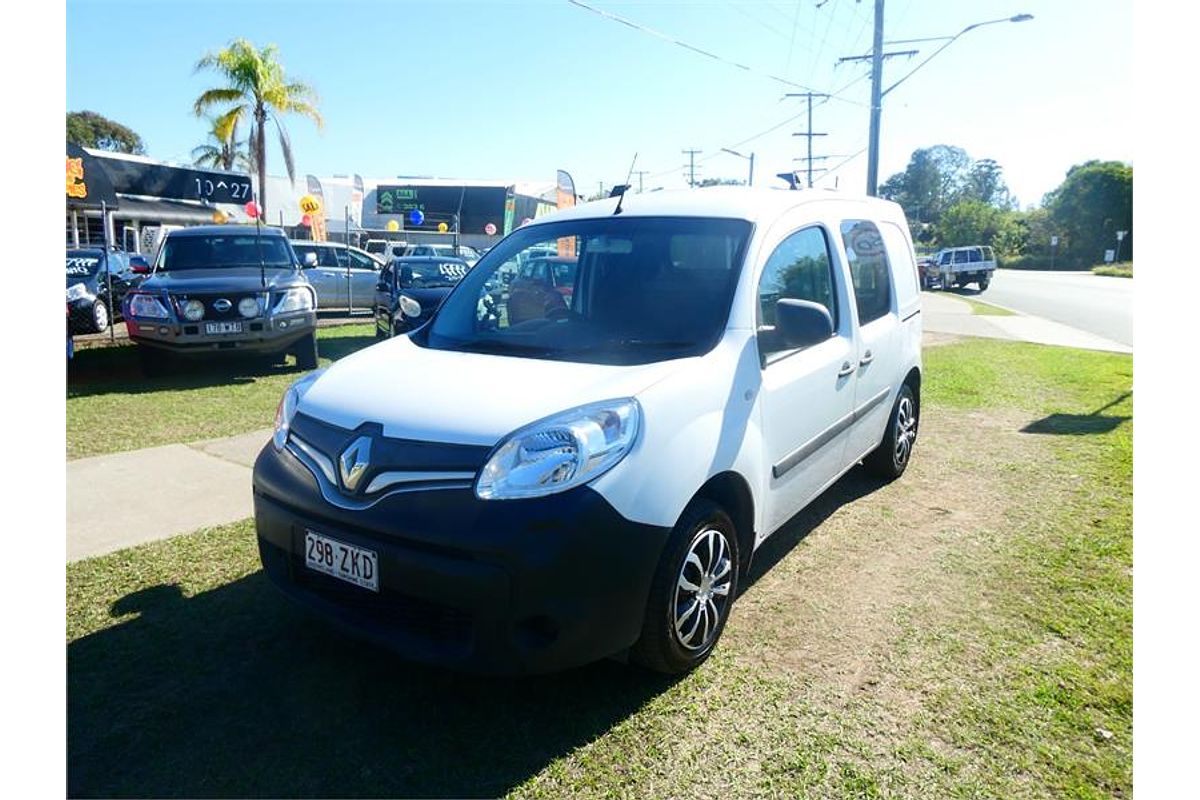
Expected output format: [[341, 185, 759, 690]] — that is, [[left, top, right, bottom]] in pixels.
[[252, 443, 670, 674]]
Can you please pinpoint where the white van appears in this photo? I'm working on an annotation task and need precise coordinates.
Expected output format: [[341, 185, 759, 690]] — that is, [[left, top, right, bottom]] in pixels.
[[253, 188, 923, 674]]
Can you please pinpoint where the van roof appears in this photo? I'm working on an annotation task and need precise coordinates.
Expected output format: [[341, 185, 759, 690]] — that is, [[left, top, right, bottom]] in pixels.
[[523, 187, 906, 229]]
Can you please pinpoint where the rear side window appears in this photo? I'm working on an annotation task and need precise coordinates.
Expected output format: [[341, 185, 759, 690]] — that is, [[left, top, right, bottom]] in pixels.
[[757, 226, 836, 360], [840, 220, 893, 325], [879, 223, 919, 309]]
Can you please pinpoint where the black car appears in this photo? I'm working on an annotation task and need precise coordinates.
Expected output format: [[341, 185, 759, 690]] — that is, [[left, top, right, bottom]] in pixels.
[[122, 225, 319, 375], [373, 256, 470, 338], [66, 248, 147, 334]]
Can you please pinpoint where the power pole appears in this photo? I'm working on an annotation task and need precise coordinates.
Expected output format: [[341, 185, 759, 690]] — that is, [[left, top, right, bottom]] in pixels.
[[867, 0, 884, 196], [787, 92, 829, 188], [682, 148, 702, 187], [632, 170, 649, 193]]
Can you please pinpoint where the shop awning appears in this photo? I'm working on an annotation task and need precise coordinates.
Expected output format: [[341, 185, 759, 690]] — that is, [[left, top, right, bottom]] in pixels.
[[82, 196, 244, 225]]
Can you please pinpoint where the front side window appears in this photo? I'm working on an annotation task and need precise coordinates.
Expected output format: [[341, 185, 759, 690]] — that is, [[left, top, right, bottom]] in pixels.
[[840, 220, 893, 325], [756, 226, 837, 361], [157, 235, 294, 271], [420, 216, 752, 365]]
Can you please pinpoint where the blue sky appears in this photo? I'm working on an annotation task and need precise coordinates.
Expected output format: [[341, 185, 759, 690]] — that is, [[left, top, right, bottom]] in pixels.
[[66, 0, 1132, 207]]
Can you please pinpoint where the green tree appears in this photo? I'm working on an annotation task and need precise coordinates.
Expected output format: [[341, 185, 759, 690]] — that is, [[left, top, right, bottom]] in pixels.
[[1045, 160, 1133, 263], [190, 114, 252, 172], [964, 158, 1012, 208], [878, 144, 972, 225], [66, 110, 145, 154], [193, 39, 323, 216]]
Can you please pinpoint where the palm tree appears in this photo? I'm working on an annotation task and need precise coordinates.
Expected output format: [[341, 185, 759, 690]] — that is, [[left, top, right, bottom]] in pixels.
[[192, 39, 322, 216], [190, 113, 251, 172]]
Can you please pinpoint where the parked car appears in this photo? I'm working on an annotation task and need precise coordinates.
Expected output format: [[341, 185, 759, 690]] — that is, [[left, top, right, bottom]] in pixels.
[[122, 225, 319, 376], [506, 255, 577, 325], [291, 240, 383, 310], [372, 256, 470, 338], [916, 255, 938, 290], [403, 242, 481, 265], [66, 248, 147, 334], [254, 189, 923, 675], [931, 245, 995, 291]]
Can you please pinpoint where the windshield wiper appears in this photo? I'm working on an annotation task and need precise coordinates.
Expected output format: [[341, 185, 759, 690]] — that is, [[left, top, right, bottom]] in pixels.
[[572, 338, 697, 353], [448, 339, 556, 357]]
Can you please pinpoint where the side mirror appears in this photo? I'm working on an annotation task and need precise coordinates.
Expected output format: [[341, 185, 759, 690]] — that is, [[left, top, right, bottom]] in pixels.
[[375, 281, 387, 292], [775, 299, 834, 349], [303, 252, 318, 268]]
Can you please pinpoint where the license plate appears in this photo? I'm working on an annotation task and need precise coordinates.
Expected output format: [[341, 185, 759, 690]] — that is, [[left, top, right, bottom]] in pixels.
[[205, 321, 243, 334], [304, 530, 379, 591]]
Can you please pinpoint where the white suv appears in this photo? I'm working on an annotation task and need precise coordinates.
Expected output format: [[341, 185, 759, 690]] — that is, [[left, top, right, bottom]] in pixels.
[[254, 188, 923, 674]]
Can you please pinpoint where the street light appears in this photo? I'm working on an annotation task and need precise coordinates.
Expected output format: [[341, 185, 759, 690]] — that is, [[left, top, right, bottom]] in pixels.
[[720, 148, 755, 186], [865, 10, 1033, 195]]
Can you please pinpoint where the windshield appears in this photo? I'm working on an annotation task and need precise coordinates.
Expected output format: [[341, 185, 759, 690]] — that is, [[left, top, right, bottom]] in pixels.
[[400, 259, 469, 288], [157, 234, 295, 271], [420, 216, 752, 365], [66, 250, 104, 280]]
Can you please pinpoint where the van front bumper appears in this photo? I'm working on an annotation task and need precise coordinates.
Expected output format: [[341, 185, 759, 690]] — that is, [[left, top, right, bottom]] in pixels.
[[252, 442, 670, 674]]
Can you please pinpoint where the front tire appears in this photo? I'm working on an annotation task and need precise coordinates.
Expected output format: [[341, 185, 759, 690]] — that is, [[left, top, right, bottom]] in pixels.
[[630, 499, 740, 675], [90, 300, 109, 333], [863, 383, 918, 480], [293, 331, 319, 370], [978, 277, 990, 291]]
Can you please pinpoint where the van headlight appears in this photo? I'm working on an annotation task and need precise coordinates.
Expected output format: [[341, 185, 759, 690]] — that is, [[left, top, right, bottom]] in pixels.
[[475, 399, 641, 500], [272, 368, 326, 450], [128, 293, 170, 319], [273, 287, 315, 314]]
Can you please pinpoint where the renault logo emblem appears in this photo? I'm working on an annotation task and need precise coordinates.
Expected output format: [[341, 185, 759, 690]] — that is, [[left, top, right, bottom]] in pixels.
[[213, 298, 232, 312], [338, 436, 371, 492]]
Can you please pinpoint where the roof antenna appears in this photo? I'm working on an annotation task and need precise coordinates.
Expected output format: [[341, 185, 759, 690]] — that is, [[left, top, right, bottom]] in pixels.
[[612, 152, 637, 215]]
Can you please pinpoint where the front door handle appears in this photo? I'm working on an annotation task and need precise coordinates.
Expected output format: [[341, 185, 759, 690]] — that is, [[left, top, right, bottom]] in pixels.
[[837, 361, 856, 378], [859, 350, 874, 367]]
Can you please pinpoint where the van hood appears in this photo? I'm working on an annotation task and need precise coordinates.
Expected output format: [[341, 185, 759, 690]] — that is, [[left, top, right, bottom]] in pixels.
[[297, 335, 691, 446]]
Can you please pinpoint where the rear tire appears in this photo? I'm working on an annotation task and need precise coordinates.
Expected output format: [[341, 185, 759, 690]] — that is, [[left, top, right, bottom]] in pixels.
[[293, 331, 319, 370], [630, 499, 740, 675], [978, 277, 990, 291], [863, 383, 918, 480]]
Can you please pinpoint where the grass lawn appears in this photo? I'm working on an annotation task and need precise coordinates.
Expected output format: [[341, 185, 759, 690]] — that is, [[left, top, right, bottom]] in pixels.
[[67, 339, 1132, 798], [956, 295, 1016, 316], [1093, 262, 1132, 278], [66, 324, 376, 459]]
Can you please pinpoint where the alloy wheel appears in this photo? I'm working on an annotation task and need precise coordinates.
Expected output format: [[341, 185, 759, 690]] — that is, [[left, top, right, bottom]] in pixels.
[[673, 527, 734, 652], [894, 395, 917, 467]]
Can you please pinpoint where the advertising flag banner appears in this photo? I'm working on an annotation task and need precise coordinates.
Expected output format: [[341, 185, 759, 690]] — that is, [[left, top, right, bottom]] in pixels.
[[556, 170, 577, 257], [306, 175, 327, 241]]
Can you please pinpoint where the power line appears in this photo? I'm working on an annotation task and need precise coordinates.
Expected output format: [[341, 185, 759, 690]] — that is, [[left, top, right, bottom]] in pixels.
[[565, 0, 864, 105]]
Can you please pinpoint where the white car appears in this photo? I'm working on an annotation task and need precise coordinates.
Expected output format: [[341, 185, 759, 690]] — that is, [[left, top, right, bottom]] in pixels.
[[254, 188, 923, 674]]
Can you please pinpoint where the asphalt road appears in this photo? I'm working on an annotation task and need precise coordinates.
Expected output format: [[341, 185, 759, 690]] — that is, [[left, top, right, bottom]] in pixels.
[[955, 269, 1133, 347]]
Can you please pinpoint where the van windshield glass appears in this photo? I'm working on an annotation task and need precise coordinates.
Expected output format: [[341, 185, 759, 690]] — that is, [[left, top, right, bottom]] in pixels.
[[158, 235, 294, 271], [419, 216, 752, 365]]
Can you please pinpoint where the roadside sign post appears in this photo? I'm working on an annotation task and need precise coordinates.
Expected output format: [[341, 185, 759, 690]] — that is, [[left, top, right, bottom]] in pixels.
[[1115, 230, 1127, 263], [1050, 235, 1058, 270]]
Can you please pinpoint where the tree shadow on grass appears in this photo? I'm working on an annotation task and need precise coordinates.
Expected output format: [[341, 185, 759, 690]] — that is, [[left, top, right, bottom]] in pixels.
[[1021, 392, 1132, 436], [68, 570, 675, 798]]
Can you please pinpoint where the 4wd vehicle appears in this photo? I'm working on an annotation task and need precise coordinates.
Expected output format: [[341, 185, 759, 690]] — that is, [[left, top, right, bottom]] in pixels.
[[404, 242, 481, 265], [373, 256, 470, 338], [506, 255, 578, 325], [254, 188, 922, 675], [932, 245, 996, 290], [122, 225, 319, 376], [66, 248, 147, 334]]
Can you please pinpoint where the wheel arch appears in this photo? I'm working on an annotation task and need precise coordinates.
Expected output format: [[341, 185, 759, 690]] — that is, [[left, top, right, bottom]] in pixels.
[[903, 366, 921, 416], [692, 471, 756, 573]]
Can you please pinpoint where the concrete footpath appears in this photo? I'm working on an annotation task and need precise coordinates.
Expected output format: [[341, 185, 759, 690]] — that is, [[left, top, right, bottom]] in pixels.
[[65, 292, 1132, 562]]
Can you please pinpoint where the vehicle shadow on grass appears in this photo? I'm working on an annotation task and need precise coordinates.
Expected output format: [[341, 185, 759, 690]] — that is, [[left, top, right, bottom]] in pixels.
[[67, 329, 378, 398], [741, 467, 887, 592], [67, 570, 676, 798]]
